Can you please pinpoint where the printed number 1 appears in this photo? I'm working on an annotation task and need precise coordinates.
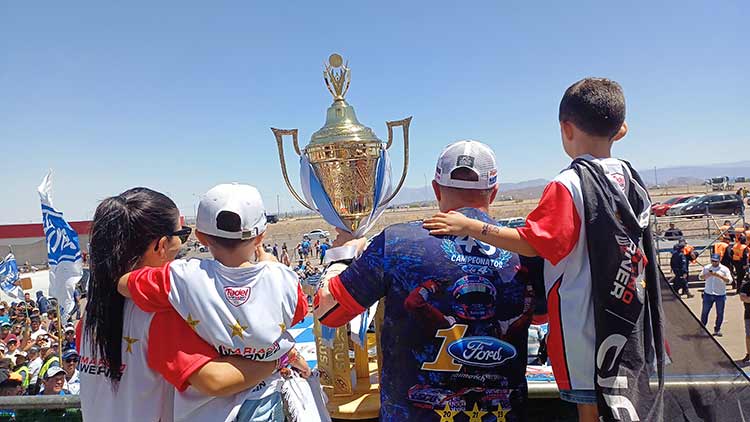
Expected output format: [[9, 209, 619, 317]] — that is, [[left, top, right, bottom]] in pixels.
[[421, 324, 468, 372]]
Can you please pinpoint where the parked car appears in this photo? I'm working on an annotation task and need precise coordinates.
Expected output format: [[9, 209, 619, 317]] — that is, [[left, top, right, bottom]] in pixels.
[[711, 176, 734, 191], [651, 195, 695, 217], [680, 193, 743, 216], [497, 217, 526, 228], [305, 229, 330, 239], [266, 214, 279, 224], [666, 195, 703, 216]]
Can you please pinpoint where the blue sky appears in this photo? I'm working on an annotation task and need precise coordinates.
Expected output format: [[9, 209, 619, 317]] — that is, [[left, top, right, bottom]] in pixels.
[[1, 1, 747, 223]]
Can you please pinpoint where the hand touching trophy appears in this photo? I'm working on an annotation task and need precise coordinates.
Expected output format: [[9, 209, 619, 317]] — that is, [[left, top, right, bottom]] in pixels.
[[272, 53, 411, 235]]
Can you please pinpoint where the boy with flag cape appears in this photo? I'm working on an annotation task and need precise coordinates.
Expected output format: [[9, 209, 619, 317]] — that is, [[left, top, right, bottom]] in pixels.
[[425, 78, 750, 421]]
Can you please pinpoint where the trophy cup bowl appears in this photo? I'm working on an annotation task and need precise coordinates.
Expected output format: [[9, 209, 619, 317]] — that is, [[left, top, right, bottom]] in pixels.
[[272, 53, 411, 233]]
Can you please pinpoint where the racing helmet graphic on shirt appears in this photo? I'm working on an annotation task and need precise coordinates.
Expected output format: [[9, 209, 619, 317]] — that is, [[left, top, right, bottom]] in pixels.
[[451, 275, 497, 320]]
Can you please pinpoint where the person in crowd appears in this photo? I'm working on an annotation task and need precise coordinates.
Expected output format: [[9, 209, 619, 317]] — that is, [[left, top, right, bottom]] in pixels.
[[116, 183, 310, 421], [664, 223, 683, 240], [0, 369, 23, 397], [27, 346, 42, 385], [62, 324, 76, 351], [28, 316, 47, 341], [280, 247, 291, 267], [301, 238, 311, 258], [719, 220, 735, 241], [739, 280, 750, 364], [45, 307, 59, 336], [272, 243, 279, 258], [0, 305, 9, 325], [700, 254, 732, 336], [713, 235, 731, 265], [319, 239, 330, 265], [61, 349, 80, 395], [0, 323, 10, 343], [4, 335, 20, 359], [423, 79, 656, 422], [730, 235, 749, 291], [313, 239, 320, 258], [13, 353, 29, 391], [671, 242, 693, 297], [81, 187, 278, 422], [23, 293, 35, 310], [316, 140, 539, 421], [36, 291, 51, 315], [40, 366, 68, 396]]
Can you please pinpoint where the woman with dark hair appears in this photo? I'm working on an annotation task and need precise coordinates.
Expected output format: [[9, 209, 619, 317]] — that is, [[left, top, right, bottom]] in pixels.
[[79, 188, 276, 421]]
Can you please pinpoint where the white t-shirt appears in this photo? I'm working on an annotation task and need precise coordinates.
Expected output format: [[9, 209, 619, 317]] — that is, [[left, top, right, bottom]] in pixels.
[[78, 300, 218, 422], [30, 328, 47, 341], [702, 264, 731, 296], [28, 357, 43, 384], [64, 369, 80, 395], [128, 259, 308, 422]]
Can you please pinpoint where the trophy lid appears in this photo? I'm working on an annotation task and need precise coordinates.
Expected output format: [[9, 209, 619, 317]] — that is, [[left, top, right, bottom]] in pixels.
[[308, 54, 382, 147]]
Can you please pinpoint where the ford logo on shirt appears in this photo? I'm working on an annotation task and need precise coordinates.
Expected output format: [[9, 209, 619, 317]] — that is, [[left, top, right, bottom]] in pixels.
[[447, 336, 517, 367]]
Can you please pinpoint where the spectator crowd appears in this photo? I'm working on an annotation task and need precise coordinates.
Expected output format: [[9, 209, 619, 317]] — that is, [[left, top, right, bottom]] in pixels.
[[0, 290, 80, 401]]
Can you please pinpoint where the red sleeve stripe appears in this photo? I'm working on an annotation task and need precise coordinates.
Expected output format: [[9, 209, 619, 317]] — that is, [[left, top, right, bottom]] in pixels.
[[545, 276, 571, 391], [291, 283, 308, 327], [517, 181, 581, 266], [319, 275, 365, 328]]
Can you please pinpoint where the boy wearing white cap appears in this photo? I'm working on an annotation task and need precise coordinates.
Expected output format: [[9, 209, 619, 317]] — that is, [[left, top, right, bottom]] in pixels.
[[118, 183, 309, 422]]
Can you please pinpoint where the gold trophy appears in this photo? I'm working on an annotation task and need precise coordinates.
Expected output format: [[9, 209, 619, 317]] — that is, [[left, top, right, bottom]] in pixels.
[[272, 53, 410, 418], [272, 53, 411, 233]]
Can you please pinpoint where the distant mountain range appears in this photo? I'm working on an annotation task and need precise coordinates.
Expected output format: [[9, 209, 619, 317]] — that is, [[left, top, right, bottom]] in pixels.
[[392, 162, 750, 205]]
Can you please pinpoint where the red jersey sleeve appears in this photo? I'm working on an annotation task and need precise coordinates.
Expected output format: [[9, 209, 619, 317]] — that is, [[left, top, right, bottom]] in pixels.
[[147, 310, 218, 392], [291, 282, 308, 327], [128, 263, 173, 313], [517, 181, 581, 266]]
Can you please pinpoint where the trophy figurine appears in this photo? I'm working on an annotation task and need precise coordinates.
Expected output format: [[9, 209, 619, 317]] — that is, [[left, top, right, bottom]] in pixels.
[[272, 53, 410, 417], [272, 53, 411, 234]]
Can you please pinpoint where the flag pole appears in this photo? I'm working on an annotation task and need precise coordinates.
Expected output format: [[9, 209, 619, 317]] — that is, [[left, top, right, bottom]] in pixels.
[[56, 301, 63, 361]]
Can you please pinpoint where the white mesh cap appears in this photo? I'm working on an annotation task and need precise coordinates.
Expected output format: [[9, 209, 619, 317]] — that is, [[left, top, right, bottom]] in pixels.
[[434, 140, 498, 189], [197, 183, 267, 240]]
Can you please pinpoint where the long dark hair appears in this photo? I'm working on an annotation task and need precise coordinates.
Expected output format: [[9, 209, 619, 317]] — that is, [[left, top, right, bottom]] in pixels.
[[84, 187, 179, 384]]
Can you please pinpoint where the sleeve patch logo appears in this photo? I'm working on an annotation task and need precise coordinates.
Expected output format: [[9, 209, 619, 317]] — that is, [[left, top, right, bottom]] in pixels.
[[224, 286, 251, 307]]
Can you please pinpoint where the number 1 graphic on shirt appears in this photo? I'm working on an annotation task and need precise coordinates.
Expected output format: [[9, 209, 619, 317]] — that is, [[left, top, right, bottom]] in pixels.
[[421, 324, 468, 372]]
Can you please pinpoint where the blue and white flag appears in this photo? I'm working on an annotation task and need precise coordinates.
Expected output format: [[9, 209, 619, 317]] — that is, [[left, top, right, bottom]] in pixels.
[[38, 171, 82, 319], [0, 253, 23, 299]]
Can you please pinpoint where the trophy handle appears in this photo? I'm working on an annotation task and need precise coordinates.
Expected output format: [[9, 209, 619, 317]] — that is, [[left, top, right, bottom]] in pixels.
[[381, 116, 412, 205], [271, 128, 316, 211]]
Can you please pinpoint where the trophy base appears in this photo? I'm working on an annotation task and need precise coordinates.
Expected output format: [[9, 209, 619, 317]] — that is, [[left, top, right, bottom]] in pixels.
[[326, 362, 381, 420]]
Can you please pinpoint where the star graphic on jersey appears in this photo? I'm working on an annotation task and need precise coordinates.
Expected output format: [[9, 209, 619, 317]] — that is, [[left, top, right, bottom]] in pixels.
[[186, 314, 200, 330], [123, 336, 139, 353], [493, 403, 510, 422], [435, 403, 459, 422], [279, 323, 286, 332], [464, 403, 487, 422], [229, 320, 247, 338]]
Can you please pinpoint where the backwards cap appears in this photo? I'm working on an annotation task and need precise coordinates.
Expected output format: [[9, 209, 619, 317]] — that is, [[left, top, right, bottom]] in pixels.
[[434, 140, 498, 190], [197, 183, 267, 240]]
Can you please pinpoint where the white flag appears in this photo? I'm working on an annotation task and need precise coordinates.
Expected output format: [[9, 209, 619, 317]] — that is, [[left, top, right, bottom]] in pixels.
[[38, 171, 82, 319]]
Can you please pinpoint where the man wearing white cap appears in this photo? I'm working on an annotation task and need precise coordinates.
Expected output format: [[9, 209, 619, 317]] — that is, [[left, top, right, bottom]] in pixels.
[[118, 183, 310, 422], [314, 141, 540, 421]]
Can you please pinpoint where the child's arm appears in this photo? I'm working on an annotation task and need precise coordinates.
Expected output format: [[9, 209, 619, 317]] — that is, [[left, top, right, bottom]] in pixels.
[[423, 212, 539, 257], [424, 182, 581, 265], [116, 264, 174, 313]]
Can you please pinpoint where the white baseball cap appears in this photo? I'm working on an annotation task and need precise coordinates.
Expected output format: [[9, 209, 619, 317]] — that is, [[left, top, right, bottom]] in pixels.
[[434, 140, 498, 189], [197, 183, 267, 240]]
